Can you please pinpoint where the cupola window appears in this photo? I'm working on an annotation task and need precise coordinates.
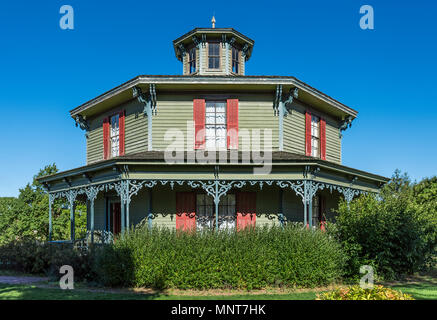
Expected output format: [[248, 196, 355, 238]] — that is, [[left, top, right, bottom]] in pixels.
[[232, 47, 239, 74], [208, 43, 220, 69], [188, 47, 196, 73]]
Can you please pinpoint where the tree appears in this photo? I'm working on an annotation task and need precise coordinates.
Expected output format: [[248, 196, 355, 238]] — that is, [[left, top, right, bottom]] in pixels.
[[0, 164, 87, 244]]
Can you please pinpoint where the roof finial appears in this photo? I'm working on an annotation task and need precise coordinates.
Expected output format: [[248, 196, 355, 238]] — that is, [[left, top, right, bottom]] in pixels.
[[211, 15, 216, 28]]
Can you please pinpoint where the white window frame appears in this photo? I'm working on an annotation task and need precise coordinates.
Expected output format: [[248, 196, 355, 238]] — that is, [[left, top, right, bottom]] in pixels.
[[196, 193, 236, 230], [311, 115, 320, 158], [110, 114, 120, 157], [205, 101, 227, 150]]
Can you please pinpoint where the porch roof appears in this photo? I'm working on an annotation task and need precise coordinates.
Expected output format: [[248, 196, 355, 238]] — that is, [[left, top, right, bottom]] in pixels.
[[37, 151, 389, 190]]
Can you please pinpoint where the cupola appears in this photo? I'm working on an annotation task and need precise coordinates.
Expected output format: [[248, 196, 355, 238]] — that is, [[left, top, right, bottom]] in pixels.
[[173, 18, 254, 76]]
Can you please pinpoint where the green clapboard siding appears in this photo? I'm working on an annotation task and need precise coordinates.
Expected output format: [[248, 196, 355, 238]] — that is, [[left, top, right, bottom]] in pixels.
[[152, 93, 279, 152], [283, 103, 306, 155], [238, 93, 278, 151], [86, 99, 147, 164], [152, 94, 194, 151], [325, 118, 341, 164], [283, 101, 342, 164], [85, 92, 340, 163]]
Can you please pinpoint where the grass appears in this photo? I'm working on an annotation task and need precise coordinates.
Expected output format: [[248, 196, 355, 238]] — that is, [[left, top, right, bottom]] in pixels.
[[0, 283, 318, 300], [0, 269, 435, 300], [382, 271, 437, 300]]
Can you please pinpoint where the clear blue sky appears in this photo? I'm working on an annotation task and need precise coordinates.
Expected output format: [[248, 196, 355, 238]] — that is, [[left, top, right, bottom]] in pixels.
[[1, 1, 436, 197]]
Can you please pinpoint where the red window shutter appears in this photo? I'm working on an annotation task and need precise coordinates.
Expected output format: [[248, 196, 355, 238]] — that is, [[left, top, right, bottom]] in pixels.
[[226, 99, 239, 149], [320, 118, 326, 160], [236, 192, 256, 231], [103, 117, 110, 160], [193, 99, 205, 149], [176, 192, 196, 232], [305, 111, 312, 156], [119, 110, 125, 156]]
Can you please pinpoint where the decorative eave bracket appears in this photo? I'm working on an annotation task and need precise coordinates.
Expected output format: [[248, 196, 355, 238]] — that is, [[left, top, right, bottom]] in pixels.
[[133, 85, 156, 151], [273, 85, 298, 116], [133, 85, 157, 116], [339, 115, 354, 138], [74, 114, 89, 138]]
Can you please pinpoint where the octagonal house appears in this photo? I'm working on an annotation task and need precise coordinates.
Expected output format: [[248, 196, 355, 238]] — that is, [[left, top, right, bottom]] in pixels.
[[38, 22, 388, 243]]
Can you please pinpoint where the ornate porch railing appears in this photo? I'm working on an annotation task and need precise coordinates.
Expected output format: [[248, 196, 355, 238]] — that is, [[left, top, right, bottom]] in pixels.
[[47, 178, 370, 242]]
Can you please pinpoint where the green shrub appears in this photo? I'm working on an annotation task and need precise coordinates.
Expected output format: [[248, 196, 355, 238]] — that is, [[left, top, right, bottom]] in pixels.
[[95, 224, 345, 290], [316, 285, 414, 300], [333, 171, 437, 281], [0, 239, 97, 281]]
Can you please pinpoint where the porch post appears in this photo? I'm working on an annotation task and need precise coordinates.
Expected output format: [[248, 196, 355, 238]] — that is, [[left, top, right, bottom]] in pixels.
[[308, 198, 313, 228], [126, 201, 130, 232], [48, 194, 53, 241], [303, 181, 308, 227], [279, 189, 284, 227], [90, 198, 95, 243], [148, 189, 153, 230], [70, 199, 75, 242], [214, 181, 219, 232], [121, 202, 126, 234]]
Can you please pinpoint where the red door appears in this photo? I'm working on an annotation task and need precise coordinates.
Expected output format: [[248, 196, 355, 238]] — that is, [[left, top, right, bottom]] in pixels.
[[112, 202, 121, 235], [176, 192, 196, 232], [236, 192, 256, 231]]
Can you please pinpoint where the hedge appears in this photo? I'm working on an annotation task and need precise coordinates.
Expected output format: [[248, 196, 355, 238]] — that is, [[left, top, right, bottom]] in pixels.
[[95, 224, 345, 290]]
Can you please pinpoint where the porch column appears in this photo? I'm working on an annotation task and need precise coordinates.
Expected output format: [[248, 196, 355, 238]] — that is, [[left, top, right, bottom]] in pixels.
[[214, 181, 219, 232], [148, 189, 153, 230], [121, 201, 126, 234], [48, 194, 53, 241], [90, 199, 95, 243], [278, 189, 284, 227], [70, 201, 75, 242], [126, 200, 130, 232], [308, 198, 313, 228]]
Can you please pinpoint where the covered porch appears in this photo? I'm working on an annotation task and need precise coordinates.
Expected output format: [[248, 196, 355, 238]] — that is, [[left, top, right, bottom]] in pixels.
[[38, 152, 387, 244]]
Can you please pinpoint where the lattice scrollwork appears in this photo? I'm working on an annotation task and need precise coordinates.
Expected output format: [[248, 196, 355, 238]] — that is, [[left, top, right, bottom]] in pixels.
[[188, 180, 246, 204], [336, 186, 362, 204], [276, 180, 306, 202], [249, 180, 274, 190], [159, 180, 184, 190], [63, 189, 79, 206]]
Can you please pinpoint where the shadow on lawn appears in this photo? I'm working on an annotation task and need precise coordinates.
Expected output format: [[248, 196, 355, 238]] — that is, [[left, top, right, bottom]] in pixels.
[[0, 283, 167, 300]]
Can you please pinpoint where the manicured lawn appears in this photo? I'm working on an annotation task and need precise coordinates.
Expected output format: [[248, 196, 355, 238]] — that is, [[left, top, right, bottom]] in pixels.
[[0, 271, 435, 300], [0, 283, 318, 300]]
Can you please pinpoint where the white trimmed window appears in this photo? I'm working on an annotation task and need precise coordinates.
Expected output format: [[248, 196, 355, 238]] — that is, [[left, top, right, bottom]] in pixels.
[[205, 101, 227, 150], [311, 115, 320, 157], [232, 47, 239, 74], [208, 43, 220, 69], [188, 47, 196, 74], [110, 114, 120, 157], [196, 193, 236, 230]]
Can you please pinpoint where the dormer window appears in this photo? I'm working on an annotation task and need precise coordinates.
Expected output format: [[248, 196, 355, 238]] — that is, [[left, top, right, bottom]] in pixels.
[[110, 114, 120, 157], [311, 115, 320, 158], [188, 47, 196, 74], [208, 43, 220, 69], [232, 47, 239, 74]]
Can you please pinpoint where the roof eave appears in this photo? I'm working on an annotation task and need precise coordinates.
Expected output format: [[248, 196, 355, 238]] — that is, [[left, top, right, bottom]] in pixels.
[[69, 75, 358, 119]]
